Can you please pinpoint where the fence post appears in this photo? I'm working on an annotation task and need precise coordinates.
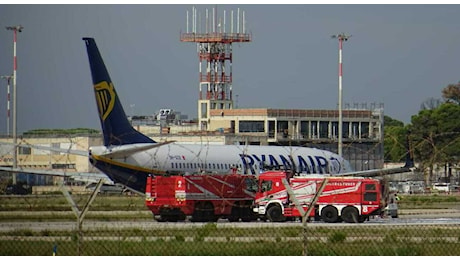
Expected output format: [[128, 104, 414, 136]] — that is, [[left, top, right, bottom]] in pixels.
[[59, 179, 103, 255], [281, 177, 329, 255]]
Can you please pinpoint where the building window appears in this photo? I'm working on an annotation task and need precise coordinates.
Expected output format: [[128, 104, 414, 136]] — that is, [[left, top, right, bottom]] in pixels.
[[268, 121, 275, 138], [239, 121, 265, 133], [361, 122, 369, 138], [51, 164, 76, 169], [342, 122, 349, 138], [19, 147, 31, 155], [300, 121, 309, 138], [319, 121, 329, 138]]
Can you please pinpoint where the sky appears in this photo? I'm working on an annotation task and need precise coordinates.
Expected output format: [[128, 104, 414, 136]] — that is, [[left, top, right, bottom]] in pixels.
[[0, 4, 459, 134]]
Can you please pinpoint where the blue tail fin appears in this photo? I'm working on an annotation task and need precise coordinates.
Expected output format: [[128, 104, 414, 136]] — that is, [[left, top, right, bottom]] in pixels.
[[83, 37, 155, 146]]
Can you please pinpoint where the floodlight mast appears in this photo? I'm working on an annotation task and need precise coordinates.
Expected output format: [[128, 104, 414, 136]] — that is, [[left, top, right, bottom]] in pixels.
[[6, 25, 23, 185], [0, 75, 13, 136], [331, 33, 351, 157]]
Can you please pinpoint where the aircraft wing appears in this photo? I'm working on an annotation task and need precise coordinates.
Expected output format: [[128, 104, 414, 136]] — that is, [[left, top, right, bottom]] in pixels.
[[0, 141, 88, 157], [0, 166, 112, 183], [336, 165, 415, 178], [336, 145, 416, 177], [0, 166, 78, 177]]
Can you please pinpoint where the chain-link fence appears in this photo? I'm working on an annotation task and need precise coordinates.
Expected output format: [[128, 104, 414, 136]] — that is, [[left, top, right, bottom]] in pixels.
[[1, 193, 460, 256]]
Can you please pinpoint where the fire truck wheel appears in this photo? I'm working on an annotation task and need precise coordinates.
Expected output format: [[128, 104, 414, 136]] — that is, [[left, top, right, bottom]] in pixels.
[[241, 210, 256, 222], [191, 202, 216, 222], [228, 205, 241, 222], [321, 206, 339, 223], [191, 203, 205, 222], [341, 206, 359, 223], [241, 202, 256, 222], [266, 205, 286, 222], [154, 214, 166, 222], [203, 203, 218, 222], [314, 207, 321, 221], [165, 215, 179, 222]]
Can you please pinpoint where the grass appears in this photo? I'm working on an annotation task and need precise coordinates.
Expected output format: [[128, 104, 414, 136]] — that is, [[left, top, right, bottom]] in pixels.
[[397, 193, 460, 209], [2, 233, 460, 255], [1, 224, 460, 255], [0, 194, 146, 212]]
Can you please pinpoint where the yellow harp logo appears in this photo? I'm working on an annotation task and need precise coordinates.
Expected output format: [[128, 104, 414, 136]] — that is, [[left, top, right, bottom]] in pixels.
[[94, 81, 115, 121]]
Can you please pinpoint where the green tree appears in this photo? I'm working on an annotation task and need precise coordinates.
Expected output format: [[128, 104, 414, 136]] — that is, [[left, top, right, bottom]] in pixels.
[[384, 125, 408, 163], [23, 128, 100, 136], [420, 97, 442, 110], [383, 116, 407, 163], [409, 103, 460, 183], [442, 82, 460, 104], [384, 115, 404, 128]]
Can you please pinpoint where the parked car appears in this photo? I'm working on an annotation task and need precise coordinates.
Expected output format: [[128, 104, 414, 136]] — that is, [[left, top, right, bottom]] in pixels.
[[5, 183, 32, 195], [432, 183, 450, 193], [85, 183, 125, 194]]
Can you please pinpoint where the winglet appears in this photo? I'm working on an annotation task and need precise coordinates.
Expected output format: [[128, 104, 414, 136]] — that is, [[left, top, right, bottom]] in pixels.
[[83, 38, 155, 146], [403, 131, 414, 169]]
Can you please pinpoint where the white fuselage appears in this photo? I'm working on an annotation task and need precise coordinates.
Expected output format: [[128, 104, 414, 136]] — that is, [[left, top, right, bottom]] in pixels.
[[89, 143, 352, 176]]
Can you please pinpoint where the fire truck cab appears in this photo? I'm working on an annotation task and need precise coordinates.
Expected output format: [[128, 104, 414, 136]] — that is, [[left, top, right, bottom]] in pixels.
[[253, 171, 384, 223]]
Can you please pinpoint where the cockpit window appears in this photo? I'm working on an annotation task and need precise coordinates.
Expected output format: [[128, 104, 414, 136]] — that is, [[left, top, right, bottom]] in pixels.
[[260, 180, 272, 192], [244, 178, 258, 193]]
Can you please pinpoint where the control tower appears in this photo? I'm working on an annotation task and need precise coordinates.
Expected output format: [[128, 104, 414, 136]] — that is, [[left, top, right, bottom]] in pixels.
[[181, 6, 251, 130]]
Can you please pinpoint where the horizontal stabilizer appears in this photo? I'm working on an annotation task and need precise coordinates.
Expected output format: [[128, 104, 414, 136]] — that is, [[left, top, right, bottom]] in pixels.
[[97, 141, 175, 159]]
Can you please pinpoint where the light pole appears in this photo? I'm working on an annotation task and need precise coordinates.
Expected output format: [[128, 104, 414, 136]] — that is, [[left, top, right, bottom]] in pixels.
[[0, 75, 13, 136], [331, 33, 351, 157], [6, 25, 23, 184]]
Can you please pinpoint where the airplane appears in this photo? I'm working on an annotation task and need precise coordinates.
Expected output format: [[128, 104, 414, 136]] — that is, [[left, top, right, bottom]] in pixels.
[[0, 37, 414, 195]]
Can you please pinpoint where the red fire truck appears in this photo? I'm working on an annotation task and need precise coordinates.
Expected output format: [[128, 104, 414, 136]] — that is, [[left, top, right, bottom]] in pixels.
[[145, 173, 258, 222], [253, 171, 385, 223]]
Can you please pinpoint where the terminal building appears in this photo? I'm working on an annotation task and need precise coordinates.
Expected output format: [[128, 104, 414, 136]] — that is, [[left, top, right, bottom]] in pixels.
[[149, 105, 385, 172]]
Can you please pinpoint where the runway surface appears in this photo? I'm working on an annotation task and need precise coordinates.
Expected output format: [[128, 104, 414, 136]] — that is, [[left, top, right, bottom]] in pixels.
[[1, 209, 460, 232]]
